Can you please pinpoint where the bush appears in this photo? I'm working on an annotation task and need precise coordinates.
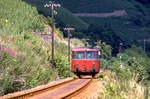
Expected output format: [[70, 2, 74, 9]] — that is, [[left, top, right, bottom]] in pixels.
[[96, 40, 112, 60], [55, 54, 73, 79], [98, 45, 149, 99]]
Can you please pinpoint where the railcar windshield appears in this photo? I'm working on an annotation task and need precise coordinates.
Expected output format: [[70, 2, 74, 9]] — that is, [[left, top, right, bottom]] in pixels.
[[73, 51, 85, 59], [86, 51, 98, 59], [72, 51, 99, 59]]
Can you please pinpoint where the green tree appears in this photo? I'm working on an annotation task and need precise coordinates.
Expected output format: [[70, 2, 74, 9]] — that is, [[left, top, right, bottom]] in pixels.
[[96, 40, 112, 60]]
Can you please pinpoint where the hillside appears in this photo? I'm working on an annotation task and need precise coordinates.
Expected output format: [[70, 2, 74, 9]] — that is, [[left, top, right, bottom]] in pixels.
[[31, 0, 150, 53], [60, 0, 149, 45], [0, 0, 73, 95], [0, 0, 149, 98], [137, 0, 150, 3], [23, 0, 89, 31]]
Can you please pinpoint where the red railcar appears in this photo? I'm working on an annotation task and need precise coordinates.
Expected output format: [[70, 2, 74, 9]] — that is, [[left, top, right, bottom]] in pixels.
[[71, 47, 100, 77]]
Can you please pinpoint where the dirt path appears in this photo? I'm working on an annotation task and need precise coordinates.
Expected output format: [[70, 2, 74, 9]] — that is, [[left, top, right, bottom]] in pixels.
[[32, 25, 75, 48], [74, 10, 127, 17]]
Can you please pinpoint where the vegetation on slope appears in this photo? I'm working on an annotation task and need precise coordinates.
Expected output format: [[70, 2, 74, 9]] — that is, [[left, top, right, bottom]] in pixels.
[[52, 0, 137, 13], [23, 0, 150, 54], [0, 0, 149, 98], [51, 0, 150, 53], [99, 72, 147, 99], [96, 41, 150, 99], [0, 0, 45, 34], [23, 0, 89, 31], [0, 0, 72, 96]]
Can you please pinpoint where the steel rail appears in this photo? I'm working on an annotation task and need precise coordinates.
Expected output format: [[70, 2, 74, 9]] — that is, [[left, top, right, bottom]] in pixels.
[[0, 78, 76, 99], [0, 78, 92, 99], [29, 78, 92, 99], [63, 78, 92, 99]]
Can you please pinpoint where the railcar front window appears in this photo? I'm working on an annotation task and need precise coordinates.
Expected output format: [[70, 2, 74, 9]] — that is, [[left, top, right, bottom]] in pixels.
[[86, 51, 98, 59], [73, 52, 85, 59]]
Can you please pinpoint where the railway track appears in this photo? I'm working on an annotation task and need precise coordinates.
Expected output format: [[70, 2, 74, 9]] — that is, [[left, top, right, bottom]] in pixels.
[[0, 77, 92, 99]]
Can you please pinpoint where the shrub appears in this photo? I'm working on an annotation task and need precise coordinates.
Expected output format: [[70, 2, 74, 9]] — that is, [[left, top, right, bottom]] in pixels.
[[96, 40, 112, 60], [55, 54, 73, 79]]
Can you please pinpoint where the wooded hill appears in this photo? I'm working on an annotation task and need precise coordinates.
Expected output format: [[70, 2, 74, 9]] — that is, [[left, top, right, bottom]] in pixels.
[[24, 0, 150, 54]]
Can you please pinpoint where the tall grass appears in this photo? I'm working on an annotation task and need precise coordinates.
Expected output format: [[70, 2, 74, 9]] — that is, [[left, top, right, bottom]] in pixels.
[[0, 0, 45, 34], [98, 72, 147, 99], [0, 33, 56, 95], [0, 0, 73, 96], [0, 32, 73, 95]]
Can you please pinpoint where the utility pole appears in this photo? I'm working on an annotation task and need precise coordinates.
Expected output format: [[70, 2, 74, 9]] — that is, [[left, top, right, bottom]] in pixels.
[[119, 43, 123, 68], [64, 28, 75, 66], [144, 39, 146, 53], [44, 3, 61, 67], [119, 43, 123, 53]]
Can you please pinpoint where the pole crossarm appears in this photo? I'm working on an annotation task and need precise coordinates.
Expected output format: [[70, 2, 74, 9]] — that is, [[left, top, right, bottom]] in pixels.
[[44, 3, 61, 8], [64, 28, 75, 31]]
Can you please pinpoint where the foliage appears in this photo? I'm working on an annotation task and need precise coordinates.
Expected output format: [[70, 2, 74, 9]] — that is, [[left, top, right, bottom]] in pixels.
[[71, 38, 85, 48], [51, 0, 150, 53], [96, 40, 112, 60], [99, 44, 150, 82], [0, 0, 73, 96], [55, 28, 64, 40], [0, 0, 45, 34], [51, 0, 135, 13], [98, 73, 146, 99], [55, 41, 68, 56], [23, 0, 89, 31], [0, 33, 56, 95], [97, 44, 150, 98], [115, 46, 149, 81], [55, 54, 73, 79], [0, 31, 73, 95], [85, 23, 125, 54], [23, 0, 150, 53]]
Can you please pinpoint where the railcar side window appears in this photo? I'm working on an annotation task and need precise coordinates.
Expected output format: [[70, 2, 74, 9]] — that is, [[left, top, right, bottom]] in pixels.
[[72, 52, 85, 59]]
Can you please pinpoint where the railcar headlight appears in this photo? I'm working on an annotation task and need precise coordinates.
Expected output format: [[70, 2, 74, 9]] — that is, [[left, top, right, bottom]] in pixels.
[[76, 62, 79, 65], [92, 62, 96, 65]]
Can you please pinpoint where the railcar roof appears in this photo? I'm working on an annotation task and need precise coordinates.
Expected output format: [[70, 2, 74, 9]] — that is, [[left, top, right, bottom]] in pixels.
[[72, 46, 99, 51]]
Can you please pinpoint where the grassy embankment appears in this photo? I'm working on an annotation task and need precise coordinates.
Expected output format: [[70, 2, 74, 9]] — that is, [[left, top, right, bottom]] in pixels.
[[96, 41, 150, 99], [0, 0, 73, 96]]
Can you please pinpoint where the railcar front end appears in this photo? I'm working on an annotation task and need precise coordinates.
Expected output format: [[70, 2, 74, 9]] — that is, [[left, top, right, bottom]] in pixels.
[[71, 47, 100, 77]]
